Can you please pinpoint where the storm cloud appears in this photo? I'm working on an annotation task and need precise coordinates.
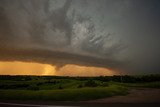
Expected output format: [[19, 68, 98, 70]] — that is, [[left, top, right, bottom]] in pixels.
[[0, 0, 160, 74]]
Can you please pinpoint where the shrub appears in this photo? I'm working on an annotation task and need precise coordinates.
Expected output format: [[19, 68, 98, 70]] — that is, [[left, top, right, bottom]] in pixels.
[[84, 80, 98, 87], [77, 84, 83, 88], [101, 82, 109, 87], [27, 85, 39, 91], [58, 86, 63, 89]]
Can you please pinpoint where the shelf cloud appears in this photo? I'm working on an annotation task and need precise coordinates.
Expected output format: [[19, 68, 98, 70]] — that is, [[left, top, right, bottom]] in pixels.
[[0, 0, 160, 74]]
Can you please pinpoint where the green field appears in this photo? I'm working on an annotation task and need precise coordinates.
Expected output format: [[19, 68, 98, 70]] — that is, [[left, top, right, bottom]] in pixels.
[[0, 75, 160, 101]]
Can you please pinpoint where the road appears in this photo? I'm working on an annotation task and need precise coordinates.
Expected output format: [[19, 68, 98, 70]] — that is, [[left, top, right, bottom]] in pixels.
[[86, 88, 160, 103], [0, 102, 160, 107]]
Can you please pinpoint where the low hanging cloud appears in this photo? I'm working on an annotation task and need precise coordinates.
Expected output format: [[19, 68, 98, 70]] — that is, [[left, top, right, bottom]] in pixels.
[[0, 47, 123, 70], [1, 0, 160, 74], [0, 0, 125, 71]]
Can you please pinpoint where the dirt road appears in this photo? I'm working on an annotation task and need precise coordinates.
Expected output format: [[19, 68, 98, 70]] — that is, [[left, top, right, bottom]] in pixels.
[[86, 88, 160, 103]]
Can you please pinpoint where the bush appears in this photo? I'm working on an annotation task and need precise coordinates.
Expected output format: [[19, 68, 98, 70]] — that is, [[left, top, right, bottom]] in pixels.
[[84, 80, 98, 87], [101, 82, 109, 87], [58, 86, 63, 89], [0, 84, 30, 89], [77, 84, 83, 88], [27, 85, 39, 91]]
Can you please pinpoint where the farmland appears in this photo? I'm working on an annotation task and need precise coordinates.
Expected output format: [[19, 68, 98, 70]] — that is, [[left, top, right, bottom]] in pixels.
[[0, 75, 160, 101]]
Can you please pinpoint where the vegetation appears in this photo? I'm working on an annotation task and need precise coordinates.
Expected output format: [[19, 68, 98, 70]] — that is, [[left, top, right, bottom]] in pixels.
[[0, 74, 160, 101], [0, 85, 127, 101]]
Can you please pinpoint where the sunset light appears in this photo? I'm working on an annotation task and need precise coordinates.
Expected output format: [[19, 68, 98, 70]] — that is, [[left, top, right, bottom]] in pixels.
[[0, 0, 159, 105], [0, 61, 115, 76]]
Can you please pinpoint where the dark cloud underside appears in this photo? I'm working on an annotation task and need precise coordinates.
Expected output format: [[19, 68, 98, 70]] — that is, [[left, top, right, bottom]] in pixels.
[[0, 0, 160, 74]]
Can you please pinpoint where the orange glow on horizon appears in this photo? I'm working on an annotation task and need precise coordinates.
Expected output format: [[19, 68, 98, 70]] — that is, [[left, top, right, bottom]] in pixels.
[[0, 61, 57, 75], [58, 64, 115, 76], [0, 61, 116, 76]]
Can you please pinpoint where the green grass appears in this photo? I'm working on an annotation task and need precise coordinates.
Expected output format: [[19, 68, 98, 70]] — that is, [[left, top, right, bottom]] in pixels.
[[0, 85, 128, 101], [0, 75, 160, 101], [120, 81, 160, 88]]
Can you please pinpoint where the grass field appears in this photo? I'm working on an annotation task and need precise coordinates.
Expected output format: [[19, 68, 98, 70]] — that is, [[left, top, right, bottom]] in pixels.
[[0, 75, 159, 101], [0, 85, 128, 101]]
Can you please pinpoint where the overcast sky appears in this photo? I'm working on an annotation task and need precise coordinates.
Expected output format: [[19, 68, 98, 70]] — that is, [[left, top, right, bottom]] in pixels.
[[0, 0, 160, 74]]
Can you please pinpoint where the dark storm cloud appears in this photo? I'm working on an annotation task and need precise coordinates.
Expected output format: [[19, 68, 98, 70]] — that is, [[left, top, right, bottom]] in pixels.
[[0, 4, 14, 45], [0, 0, 124, 70], [0, 48, 122, 69], [0, 0, 160, 74]]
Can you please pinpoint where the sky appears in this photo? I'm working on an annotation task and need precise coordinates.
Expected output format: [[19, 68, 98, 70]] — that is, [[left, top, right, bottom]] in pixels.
[[0, 0, 160, 76]]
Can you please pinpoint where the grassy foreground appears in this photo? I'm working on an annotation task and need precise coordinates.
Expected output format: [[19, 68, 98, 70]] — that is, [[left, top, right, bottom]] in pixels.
[[0, 75, 160, 101], [0, 85, 127, 101]]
